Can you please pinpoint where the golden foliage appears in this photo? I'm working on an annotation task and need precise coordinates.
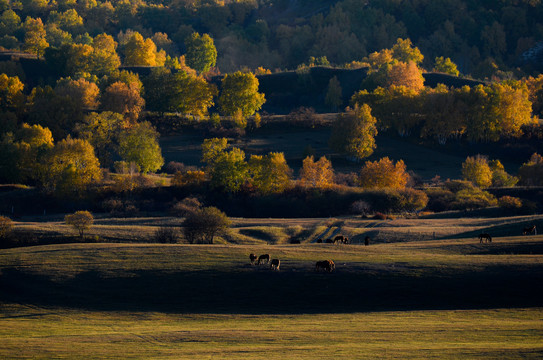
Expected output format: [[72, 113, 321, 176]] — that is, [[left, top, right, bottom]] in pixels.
[[299, 155, 334, 189], [359, 157, 409, 189]]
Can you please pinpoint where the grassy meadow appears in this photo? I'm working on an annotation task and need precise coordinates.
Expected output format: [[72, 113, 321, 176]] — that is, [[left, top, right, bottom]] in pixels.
[[1, 215, 543, 358]]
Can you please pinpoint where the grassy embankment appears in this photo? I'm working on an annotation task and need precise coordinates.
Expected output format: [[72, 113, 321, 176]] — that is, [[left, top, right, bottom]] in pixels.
[[1, 222, 542, 359]]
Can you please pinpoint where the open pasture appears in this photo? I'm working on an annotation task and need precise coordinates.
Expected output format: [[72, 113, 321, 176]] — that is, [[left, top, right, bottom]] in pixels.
[[1, 218, 542, 358], [13, 213, 543, 245]]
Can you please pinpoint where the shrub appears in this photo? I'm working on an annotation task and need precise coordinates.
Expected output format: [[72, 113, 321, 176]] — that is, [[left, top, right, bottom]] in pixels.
[[498, 196, 522, 210], [425, 188, 455, 212], [350, 200, 371, 215], [0, 216, 14, 247], [287, 107, 324, 127], [164, 161, 186, 174], [374, 212, 388, 220], [171, 170, 206, 187], [153, 226, 178, 243], [171, 197, 202, 217], [452, 188, 497, 210]]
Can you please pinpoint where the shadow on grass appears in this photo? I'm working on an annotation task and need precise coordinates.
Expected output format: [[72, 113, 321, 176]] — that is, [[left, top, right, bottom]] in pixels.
[[1, 264, 542, 314]]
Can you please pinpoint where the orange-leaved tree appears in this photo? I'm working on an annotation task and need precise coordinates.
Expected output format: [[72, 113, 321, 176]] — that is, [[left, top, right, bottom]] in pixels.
[[359, 157, 409, 189], [299, 155, 334, 189]]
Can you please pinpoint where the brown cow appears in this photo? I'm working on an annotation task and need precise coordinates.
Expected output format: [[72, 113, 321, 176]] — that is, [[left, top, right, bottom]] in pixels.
[[364, 236, 370, 246], [315, 260, 334, 272], [249, 253, 257, 264], [479, 233, 492, 243], [257, 254, 270, 264], [523, 225, 537, 235], [316, 238, 323, 243], [270, 258, 280, 271]]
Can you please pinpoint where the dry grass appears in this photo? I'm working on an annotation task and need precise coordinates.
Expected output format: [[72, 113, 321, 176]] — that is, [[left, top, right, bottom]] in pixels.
[[13, 214, 543, 245]]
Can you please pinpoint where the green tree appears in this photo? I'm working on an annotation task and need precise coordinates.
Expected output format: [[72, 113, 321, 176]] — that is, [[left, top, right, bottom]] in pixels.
[[329, 103, 378, 160], [118, 121, 164, 174], [434, 56, 460, 76], [325, 76, 343, 111], [0, 10, 21, 37], [23, 16, 48, 58], [218, 71, 265, 118], [144, 68, 217, 116], [74, 111, 124, 166], [201, 137, 249, 193], [518, 153, 543, 186], [461, 155, 492, 188], [65, 210, 93, 238], [184, 32, 217, 73], [489, 159, 518, 187], [182, 206, 230, 244]]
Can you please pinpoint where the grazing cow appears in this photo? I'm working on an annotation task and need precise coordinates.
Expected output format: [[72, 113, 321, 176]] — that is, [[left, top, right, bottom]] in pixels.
[[325, 238, 334, 243], [333, 235, 349, 244], [249, 253, 257, 264], [315, 260, 334, 272], [270, 258, 280, 271], [523, 225, 537, 235], [316, 238, 323, 243], [478, 233, 492, 243], [257, 254, 270, 264], [364, 236, 370, 246]]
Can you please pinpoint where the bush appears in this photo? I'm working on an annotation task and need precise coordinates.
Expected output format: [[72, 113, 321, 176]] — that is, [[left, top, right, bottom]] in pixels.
[[164, 161, 186, 174], [498, 196, 522, 210], [425, 188, 456, 212], [0, 216, 14, 239], [452, 188, 497, 210], [287, 107, 325, 127], [374, 212, 388, 220], [171, 197, 202, 217], [171, 170, 206, 187], [153, 226, 178, 243], [350, 200, 371, 215]]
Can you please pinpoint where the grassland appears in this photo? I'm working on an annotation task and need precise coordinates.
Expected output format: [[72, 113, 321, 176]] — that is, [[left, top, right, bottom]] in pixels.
[[1, 221, 542, 359]]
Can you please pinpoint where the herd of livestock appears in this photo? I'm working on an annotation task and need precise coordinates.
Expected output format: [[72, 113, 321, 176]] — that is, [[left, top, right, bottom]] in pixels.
[[249, 253, 336, 272], [247, 225, 538, 272]]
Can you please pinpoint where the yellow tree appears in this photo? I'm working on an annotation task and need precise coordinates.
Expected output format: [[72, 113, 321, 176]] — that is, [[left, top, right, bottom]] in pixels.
[[41, 137, 102, 194], [12, 123, 54, 182], [123, 32, 157, 66], [249, 152, 292, 194], [391, 38, 424, 65], [23, 17, 48, 58], [461, 155, 492, 188], [0, 73, 24, 110], [65, 210, 94, 238], [90, 33, 121, 77], [359, 157, 409, 189], [299, 155, 334, 189], [55, 77, 100, 110]]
